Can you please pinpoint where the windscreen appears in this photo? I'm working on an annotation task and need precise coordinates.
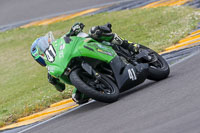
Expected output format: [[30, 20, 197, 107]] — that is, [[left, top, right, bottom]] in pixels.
[[37, 31, 55, 53], [37, 36, 49, 53]]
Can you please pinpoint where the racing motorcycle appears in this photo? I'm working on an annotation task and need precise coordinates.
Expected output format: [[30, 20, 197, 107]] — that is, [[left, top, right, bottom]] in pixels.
[[45, 31, 170, 103]]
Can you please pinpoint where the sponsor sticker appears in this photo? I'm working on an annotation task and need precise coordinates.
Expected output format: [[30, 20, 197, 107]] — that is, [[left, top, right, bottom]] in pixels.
[[48, 66, 55, 73], [59, 44, 65, 50], [59, 51, 64, 58], [97, 49, 112, 56]]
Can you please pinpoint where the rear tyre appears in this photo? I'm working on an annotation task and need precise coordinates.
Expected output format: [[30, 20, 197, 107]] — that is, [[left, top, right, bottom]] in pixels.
[[140, 45, 170, 81], [70, 68, 119, 103]]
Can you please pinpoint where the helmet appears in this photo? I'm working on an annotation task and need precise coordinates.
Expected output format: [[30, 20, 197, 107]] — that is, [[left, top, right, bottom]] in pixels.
[[31, 32, 55, 67]]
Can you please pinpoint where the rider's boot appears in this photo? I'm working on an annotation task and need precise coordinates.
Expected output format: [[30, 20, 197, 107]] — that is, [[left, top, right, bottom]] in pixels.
[[72, 88, 90, 104], [111, 33, 140, 54], [89, 23, 140, 54], [121, 40, 140, 54]]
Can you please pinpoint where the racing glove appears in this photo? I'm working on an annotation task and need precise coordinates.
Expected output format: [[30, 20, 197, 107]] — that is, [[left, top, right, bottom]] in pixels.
[[70, 22, 85, 36], [89, 23, 114, 42], [48, 73, 65, 92]]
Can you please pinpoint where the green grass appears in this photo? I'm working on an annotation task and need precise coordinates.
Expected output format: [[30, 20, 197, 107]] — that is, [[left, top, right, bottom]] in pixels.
[[0, 6, 199, 127]]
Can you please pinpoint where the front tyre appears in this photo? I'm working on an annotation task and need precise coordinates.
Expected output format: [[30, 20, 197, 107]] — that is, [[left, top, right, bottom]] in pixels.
[[70, 68, 119, 103], [140, 45, 170, 81]]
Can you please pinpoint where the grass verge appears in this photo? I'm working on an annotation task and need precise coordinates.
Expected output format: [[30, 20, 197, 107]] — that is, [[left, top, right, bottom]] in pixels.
[[0, 6, 199, 127]]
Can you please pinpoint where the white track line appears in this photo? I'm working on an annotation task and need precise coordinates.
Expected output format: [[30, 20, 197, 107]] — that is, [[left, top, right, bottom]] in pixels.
[[18, 100, 95, 133]]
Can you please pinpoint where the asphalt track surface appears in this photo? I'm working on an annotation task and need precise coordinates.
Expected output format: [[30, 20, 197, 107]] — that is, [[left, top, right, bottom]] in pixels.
[[0, 0, 131, 28], [2, 0, 200, 132], [16, 49, 199, 133]]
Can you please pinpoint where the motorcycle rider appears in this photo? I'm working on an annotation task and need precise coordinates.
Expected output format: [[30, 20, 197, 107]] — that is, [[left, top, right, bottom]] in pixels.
[[31, 22, 139, 104]]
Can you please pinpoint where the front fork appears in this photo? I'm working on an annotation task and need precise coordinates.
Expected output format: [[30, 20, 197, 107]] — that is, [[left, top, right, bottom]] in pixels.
[[81, 62, 102, 80]]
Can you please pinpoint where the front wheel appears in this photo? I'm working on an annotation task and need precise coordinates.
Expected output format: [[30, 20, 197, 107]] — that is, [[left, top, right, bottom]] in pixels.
[[139, 45, 170, 81], [70, 68, 119, 103]]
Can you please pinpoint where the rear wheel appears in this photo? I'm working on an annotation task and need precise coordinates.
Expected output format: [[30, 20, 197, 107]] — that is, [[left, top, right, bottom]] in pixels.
[[139, 45, 170, 81], [70, 68, 119, 103]]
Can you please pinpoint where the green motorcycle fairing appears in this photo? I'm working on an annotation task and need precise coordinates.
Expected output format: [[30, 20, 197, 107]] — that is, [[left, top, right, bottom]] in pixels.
[[45, 36, 117, 84]]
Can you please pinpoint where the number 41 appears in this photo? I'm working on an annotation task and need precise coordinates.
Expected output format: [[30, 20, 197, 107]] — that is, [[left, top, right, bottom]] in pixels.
[[128, 68, 137, 80], [45, 44, 56, 62]]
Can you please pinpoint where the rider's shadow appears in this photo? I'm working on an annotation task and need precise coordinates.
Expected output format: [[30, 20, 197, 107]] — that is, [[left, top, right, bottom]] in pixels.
[[59, 81, 157, 121], [119, 80, 157, 99], [58, 77, 174, 123], [64, 75, 173, 116], [119, 73, 174, 100], [76, 80, 157, 110]]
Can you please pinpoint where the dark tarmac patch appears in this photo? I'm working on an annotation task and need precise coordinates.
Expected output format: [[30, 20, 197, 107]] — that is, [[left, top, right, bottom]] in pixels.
[[162, 45, 200, 65], [185, 0, 200, 8], [87, 0, 158, 15]]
